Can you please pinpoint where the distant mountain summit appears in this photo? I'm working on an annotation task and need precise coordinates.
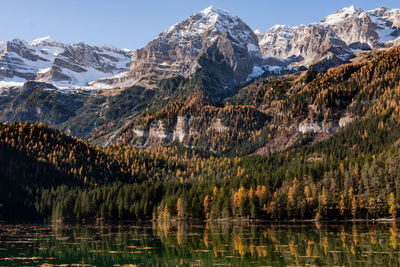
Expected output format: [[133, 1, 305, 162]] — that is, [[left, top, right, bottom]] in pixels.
[[257, 6, 400, 69], [0, 37, 131, 87], [29, 36, 65, 47]]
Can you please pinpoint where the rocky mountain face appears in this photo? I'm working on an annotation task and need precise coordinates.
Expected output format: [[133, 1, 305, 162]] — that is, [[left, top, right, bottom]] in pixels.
[[0, 37, 131, 87], [92, 6, 262, 89], [321, 6, 400, 48], [257, 6, 400, 68]]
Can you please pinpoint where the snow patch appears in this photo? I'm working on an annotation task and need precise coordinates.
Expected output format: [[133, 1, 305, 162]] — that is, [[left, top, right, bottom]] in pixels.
[[37, 67, 51, 74], [246, 65, 299, 81], [247, 66, 265, 80], [53, 67, 118, 87], [0, 80, 24, 88], [247, 43, 259, 52], [369, 14, 397, 43]]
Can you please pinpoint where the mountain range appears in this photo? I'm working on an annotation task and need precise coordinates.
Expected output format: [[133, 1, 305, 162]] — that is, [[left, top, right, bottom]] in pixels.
[[0, 5, 400, 153], [1, 6, 399, 90]]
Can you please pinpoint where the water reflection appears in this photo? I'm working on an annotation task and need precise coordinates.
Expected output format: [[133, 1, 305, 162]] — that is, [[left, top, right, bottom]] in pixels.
[[0, 221, 400, 266]]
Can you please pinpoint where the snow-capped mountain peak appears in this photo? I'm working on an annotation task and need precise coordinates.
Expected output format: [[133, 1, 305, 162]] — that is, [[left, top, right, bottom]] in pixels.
[[369, 6, 389, 16], [368, 7, 400, 27], [321, 5, 363, 26], [257, 5, 400, 70], [342, 5, 362, 14], [29, 36, 64, 47], [268, 24, 293, 36], [200, 5, 239, 20], [162, 5, 256, 48], [196, 6, 249, 40], [92, 5, 261, 89]]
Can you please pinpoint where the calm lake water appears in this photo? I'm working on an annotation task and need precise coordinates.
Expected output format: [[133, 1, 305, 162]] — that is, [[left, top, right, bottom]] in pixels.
[[0, 221, 400, 266]]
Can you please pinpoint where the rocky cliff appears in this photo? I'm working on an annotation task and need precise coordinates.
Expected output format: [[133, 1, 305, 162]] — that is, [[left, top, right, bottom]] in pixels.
[[257, 6, 400, 68], [91, 6, 261, 89]]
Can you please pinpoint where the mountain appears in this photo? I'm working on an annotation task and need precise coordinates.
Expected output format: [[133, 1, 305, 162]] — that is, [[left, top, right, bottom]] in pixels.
[[0, 36, 131, 87], [321, 6, 400, 47], [258, 24, 353, 70], [257, 6, 400, 69], [92, 6, 262, 89]]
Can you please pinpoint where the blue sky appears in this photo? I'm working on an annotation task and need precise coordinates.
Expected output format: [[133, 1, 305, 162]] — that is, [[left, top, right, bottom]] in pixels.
[[1, 0, 398, 49]]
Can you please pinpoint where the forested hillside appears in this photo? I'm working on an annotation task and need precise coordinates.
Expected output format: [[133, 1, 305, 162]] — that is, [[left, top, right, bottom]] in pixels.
[[102, 47, 400, 156], [2, 46, 400, 222]]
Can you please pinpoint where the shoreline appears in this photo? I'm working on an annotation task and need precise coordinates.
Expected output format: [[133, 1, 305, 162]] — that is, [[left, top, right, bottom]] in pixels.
[[1, 217, 399, 225]]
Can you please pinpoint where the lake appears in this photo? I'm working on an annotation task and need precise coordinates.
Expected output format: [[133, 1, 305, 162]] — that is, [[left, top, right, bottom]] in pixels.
[[0, 221, 400, 266]]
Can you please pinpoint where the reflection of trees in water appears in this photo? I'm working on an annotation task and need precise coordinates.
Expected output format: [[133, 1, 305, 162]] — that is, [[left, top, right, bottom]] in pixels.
[[2, 222, 400, 266], [390, 222, 397, 249], [340, 225, 346, 247], [176, 222, 185, 245]]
